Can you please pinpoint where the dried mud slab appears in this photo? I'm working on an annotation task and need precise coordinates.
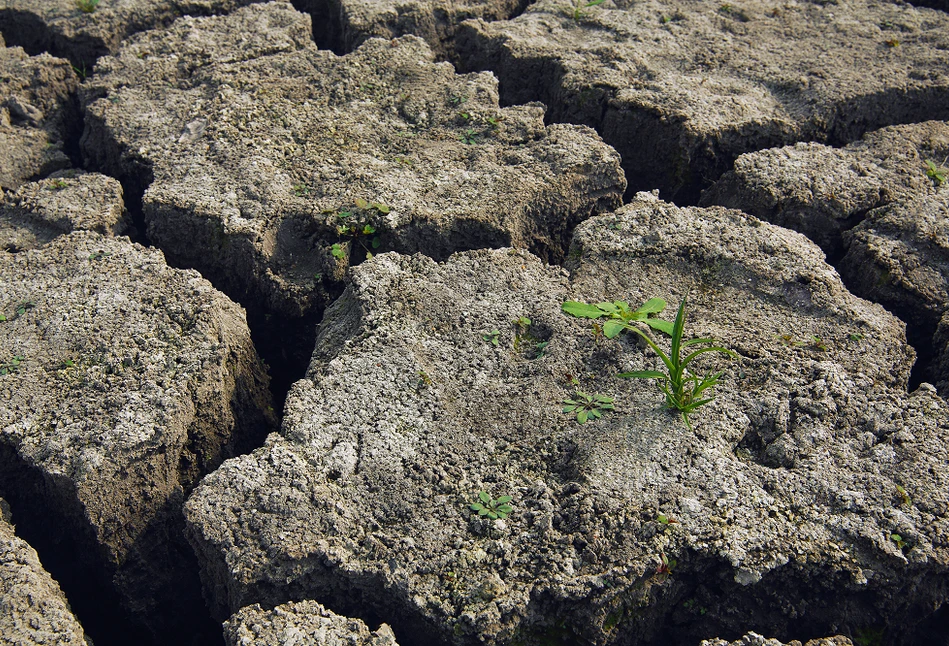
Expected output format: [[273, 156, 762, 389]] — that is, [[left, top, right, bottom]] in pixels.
[[0, 35, 76, 190], [701, 121, 949, 258], [185, 196, 946, 645], [0, 231, 275, 642], [701, 635, 853, 646], [303, 0, 527, 61], [457, 0, 949, 201], [0, 171, 127, 252], [0, 498, 87, 646], [0, 0, 263, 68], [80, 1, 624, 323], [224, 600, 399, 646]]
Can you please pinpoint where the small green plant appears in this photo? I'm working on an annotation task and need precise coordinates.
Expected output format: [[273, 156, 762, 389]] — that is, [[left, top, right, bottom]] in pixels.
[[327, 199, 388, 260], [470, 491, 513, 520], [777, 333, 805, 348], [449, 93, 467, 105], [460, 128, 478, 145], [890, 533, 907, 550], [810, 335, 828, 351], [292, 183, 309, 197], [0, 355, 24, 375], [615, 299, 736, 428], [562, 391, 614, 424], [76, 0, 100, 13], [562, 297, 673, 337], [330, 243, 346, 260], [884, 38, 900, 47], [89, 250, 111, 261], [71, 63, 88, 80], [848, 332, 865, 342], [925, 158, 948, 186], [486, 116, 502, 129], [49, 178, 68, 190], [2, 301, 35, 321], [482, 330, 500, 346], [657, 512, 678, 526], [895, 484, 912, 507], [654, 551, 676, 576], [571, 0, 605, 20]]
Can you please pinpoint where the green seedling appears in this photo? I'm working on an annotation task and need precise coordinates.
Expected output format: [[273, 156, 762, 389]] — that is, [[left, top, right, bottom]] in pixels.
[[777, 334, 805, 348], [891, 533, 907, 550], [292, 183, 309, 197], [0, 355, 24, 375], [329, 200, 387, 260], [89, 250, 111, 261], [925, 159, 948, 186], [470, 491, 513, 520], [76, 0, 100, 13], [848, 332, 865, 342], [7, 301, 35, 320], [810, 336, 828, 351], [49, 178, 68, 190], [562, 297, 673, 338], [895, 484, 912, 507], [460, 129, 478, 145], [615, 299, 736, 428], [562, 391, 614, 424], [655, 551, 676, 575], [71, 63, 88, 80], [482, 330, 500, 346], [331, 243, 346, 260], [449, 93, 467, 105], [486, 116, 502, 129], [657, 513, 678, 526], [571, 0, 605, 20]]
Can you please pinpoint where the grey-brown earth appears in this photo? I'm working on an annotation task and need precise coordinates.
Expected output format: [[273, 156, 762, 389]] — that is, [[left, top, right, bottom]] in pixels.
[[185, 195, 948, 646], [0, 209, 275, 642], [0, 497, 88, 646], [224, 600, 400, 646], [0, 0, 947, 645], [700, 634, 854, 646], [0, 35, 76, 190], [456, 0, 949, 202]]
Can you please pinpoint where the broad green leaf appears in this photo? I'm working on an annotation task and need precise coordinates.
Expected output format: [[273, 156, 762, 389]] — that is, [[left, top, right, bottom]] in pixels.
[[479, 491, 491, 504], [603, 320, 625, 338], [562, 301, 605, 319], [577, 410, 589, 424], [643, 318, 674, 335], [372, 202, 391, 213], [496, 496, 513, 504], [372, 237, 381, 249], [636, 298, 666, 314], [497, 505, 513, 514], [470, 503, 484, 511], [354, 198, 369, 209], [595, 302, 620, 313]]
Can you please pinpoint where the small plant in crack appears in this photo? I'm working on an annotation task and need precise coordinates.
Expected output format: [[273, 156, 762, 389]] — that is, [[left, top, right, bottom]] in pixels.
[[460, 128, 478, 145], [0, 355, 24, 375], [615, 299, 736, 429], [925, 158, 948, 186], [890, 533, 908, 551], [562, 297, 673, 338], [570, 0, 605, 21], [563, 392, 614, 424], [895, 484, 912, 507], [76, 0, 100, 13], [482, 329, 500, 346], [654, 551, 676, 576], [326, 199, 388, 262], [470, 491, 513, 520]]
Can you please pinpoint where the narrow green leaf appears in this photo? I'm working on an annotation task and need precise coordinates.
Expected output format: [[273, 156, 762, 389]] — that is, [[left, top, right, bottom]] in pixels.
[[617, 370, 667, 380]]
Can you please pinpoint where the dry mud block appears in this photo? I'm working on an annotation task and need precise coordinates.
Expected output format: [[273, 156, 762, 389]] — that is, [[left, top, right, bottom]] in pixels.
[[457, 0, 949, 201], [0, 0, 264, 68], [1, 171, 127, 252], [701, 121, 949, 258], [0, 35, 76, 190], [0, 231, 275, 642], [224, 600, 399, 646], [81, 1, 624, 323], [302, 0, 526, 61], [185, 196, 947, 645], [701, 634, 853, 646], [0, 498, 87, 646]]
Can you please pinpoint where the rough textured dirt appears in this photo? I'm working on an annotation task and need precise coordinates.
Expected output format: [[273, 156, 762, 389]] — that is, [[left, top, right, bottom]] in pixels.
[[0, 498, 88, 646], [80, 2, 623, 324], [224, 600, 399, 646], [0, 35, 76, 190], [0, 228, 275, 642], [1, 171, 127, 251], [185, 196, 946, 646], [1, 0, 949, 644], [457, 0, 949, 201]]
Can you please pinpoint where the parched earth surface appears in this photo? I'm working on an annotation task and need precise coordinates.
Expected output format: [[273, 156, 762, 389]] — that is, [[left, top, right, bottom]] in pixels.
[[0, 0, 947, 645]]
